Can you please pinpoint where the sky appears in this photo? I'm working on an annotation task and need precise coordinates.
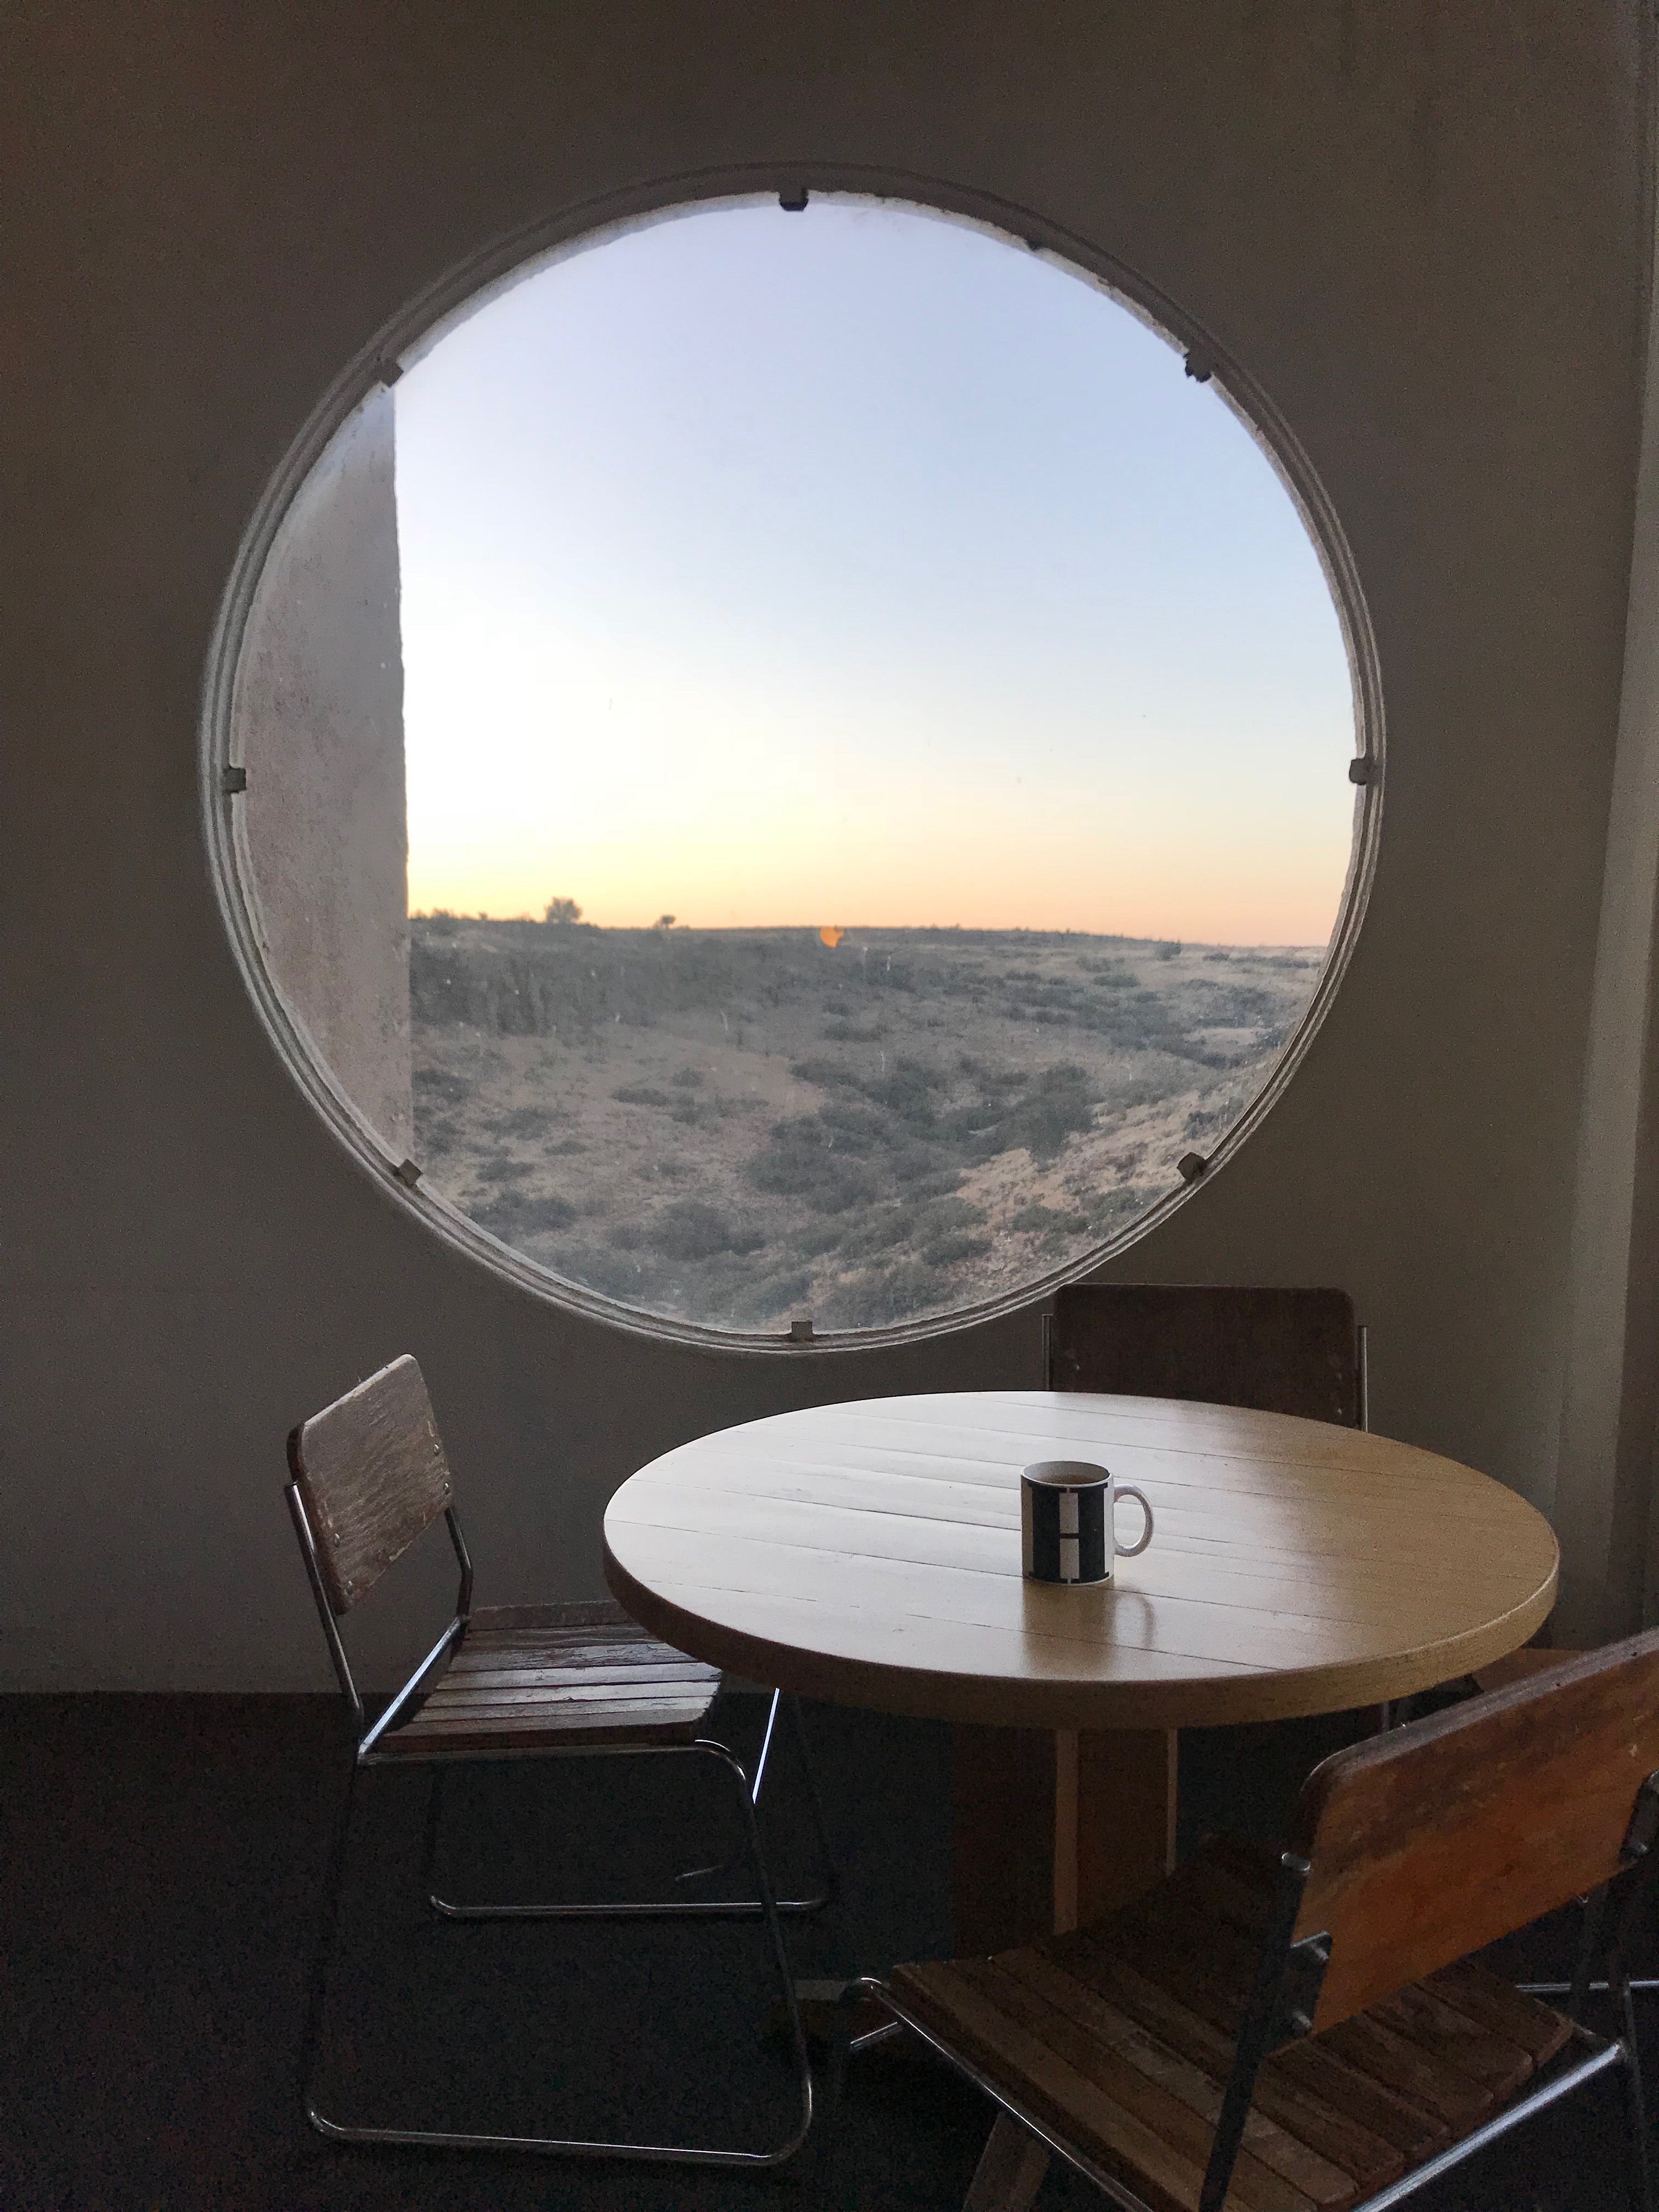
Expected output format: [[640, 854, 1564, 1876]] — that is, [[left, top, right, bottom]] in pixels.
[[393, 198, 1357, 944]]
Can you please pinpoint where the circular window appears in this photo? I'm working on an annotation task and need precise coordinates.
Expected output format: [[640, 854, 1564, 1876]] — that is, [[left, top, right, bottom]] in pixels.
[[206, 185, 1379, 1348]]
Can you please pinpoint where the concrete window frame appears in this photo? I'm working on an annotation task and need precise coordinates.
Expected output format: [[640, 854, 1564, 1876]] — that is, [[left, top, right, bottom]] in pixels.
[[199, 162, 1384, 1356]]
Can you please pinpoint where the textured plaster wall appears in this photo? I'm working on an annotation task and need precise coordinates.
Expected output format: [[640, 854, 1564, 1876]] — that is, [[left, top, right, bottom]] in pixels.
[[0, 1, 1648, 1687], [235, 390, 413, 1158]]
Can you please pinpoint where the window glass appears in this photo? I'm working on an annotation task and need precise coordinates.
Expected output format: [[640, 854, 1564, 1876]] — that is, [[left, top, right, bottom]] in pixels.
[[232, 198, 1362, 1338]]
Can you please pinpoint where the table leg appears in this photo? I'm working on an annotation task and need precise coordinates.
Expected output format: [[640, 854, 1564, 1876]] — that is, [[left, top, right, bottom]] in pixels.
[[964, 2111, 1051, 2209], [952, 1724, 1177, 1952], [1069, 1726, 1178, 1931]]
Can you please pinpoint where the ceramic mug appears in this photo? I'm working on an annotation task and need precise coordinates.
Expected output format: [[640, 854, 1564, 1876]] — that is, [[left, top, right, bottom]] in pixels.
[[1021, 1459, 1154, 1585]]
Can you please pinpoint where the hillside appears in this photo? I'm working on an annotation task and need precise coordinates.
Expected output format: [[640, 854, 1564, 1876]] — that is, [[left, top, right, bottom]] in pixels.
[[409, 919, 1322, 1332]]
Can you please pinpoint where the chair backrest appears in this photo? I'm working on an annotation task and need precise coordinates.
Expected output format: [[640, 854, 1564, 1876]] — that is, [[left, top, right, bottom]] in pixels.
[[1289, 1630, 1659, 2032], [286, 1354, 454, 1614], [1047, 1284, 1360, 1427]]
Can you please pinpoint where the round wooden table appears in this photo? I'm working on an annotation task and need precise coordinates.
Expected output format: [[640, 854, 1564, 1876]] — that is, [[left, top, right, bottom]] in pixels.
[[603, 1390, 1559, 1947]]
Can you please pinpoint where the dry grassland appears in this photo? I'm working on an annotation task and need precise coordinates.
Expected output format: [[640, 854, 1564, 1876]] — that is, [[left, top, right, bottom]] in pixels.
[[410, 920, 1322, 1334]]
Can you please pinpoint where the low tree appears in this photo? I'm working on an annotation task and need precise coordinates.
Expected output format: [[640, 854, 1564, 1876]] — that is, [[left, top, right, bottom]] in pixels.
[[544, 896, 582, 926], [654, 913, 676, 930]]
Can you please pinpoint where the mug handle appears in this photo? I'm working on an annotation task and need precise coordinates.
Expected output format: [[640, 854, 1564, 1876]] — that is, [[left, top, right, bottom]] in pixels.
[[1113, 1484, 1154, 1558]]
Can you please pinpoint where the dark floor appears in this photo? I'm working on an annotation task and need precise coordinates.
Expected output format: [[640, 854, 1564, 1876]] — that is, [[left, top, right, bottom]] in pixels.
[[1, 1691, 1650, 2210]]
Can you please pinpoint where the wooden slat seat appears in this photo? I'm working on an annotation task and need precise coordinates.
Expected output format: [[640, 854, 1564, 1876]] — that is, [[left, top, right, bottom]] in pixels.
[[891, 1838, 1572, 2212], [373, 1598, 721, 1759]]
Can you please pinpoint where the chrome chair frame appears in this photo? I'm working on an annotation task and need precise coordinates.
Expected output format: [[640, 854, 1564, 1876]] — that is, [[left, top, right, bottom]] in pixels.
[[830, 1815, 1659, 2212], [289, 1481, 817, 2166], [424, 1675, 834, 1922]]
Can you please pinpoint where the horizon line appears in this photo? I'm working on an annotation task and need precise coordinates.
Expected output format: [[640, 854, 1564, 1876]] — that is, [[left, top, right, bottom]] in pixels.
[[409, 912, 1327, 951]]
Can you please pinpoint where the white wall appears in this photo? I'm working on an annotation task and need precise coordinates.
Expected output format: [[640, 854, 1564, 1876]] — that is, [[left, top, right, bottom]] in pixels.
[[236, 389, 413, 1158], [1, 0, 1648, 1688]]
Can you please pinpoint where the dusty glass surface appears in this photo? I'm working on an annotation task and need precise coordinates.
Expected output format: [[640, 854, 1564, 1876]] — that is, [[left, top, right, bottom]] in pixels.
[[238, 197, 1361, 1336]]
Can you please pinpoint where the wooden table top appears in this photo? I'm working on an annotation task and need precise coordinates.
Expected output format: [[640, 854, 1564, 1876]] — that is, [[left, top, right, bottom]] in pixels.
[[602, 1391, 1560, 1732]]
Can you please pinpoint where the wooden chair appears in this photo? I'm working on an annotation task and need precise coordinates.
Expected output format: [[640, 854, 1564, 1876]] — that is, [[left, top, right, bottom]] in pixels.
[[1045, 1285, 1364, 1430], [849, 1635, 1659, 2212], [1036, 1285, 1381, 1845], [286, 1353, 827, 2166]]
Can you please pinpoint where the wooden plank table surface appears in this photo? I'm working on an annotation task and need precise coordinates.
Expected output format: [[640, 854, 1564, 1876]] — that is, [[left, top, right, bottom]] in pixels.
[[602, 1391, 1559, 1950]]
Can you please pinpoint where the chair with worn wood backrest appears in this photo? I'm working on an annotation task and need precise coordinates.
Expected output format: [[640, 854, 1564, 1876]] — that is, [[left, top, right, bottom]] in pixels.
[[854, 1634, 1659, 2212], [1046, 1284, 1365, 1430], [1029, 1284, 1373, 1897], [286, 1353, 830, 2167], [1048, 1288, 1581, 1728]]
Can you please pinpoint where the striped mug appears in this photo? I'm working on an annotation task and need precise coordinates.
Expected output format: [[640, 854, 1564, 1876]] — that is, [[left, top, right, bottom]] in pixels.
[[1021, 1459, 1154, 1585]]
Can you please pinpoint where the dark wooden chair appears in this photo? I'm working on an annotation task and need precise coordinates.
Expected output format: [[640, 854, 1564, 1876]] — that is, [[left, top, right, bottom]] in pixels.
[[285, 1353, 826, 2166], [1032, 1284, 1378, 1855], [852, 1635, 1659, 2212], [1045, 1284, 1364, 1430]]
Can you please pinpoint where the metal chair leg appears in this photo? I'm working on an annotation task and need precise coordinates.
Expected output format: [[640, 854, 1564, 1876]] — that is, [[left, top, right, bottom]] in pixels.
[[751, 1681, 783, 1797], [780, 1690, 838, 1907], [1618, 1978, 1656, 2212], [698, 1735, 814, 2146], [420, 1763, 448, 1901], [305, 1739, 813, 2164], [686, 1689, 838, 1911], [1521, 1874, 1659, 1999], [427, 1690, 835, 1920], [815, 1979, 918, 2212], [667, 1689, 837, 1911], [299, 1754, 362, 2135]]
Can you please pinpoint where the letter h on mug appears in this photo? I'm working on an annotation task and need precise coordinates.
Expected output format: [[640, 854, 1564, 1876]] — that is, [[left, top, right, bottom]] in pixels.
[[1022, 1459, 1154, 1585]]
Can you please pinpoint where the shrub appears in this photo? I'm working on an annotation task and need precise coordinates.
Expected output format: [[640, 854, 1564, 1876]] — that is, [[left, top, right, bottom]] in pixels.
[[413, 1065, 469, 1105], [789, 1056, 860, 1091], [731, 1266, 814, 1322], [485, 1103, 557, 1137], [515, 1194, 578, 1233], [816, 1097, 887, 1149], [1011, 1203, 1090, 1235], [746, 1128, 879, 1212], [825, 1257, 953, 1327], [472, 1190, 577, 1237], [838, 1204, 919, 1259], [908, 1166, 967, 1198], [888, 1146, 956, 1188], [922, 1232, 993, 1267], [1000, 1063, 1097, 1164], [613, 1084, 673, 1107], [916, 1195, 988, 1236], [650, 1200, 765, 1261], [862, 1058, 947, 1132]]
